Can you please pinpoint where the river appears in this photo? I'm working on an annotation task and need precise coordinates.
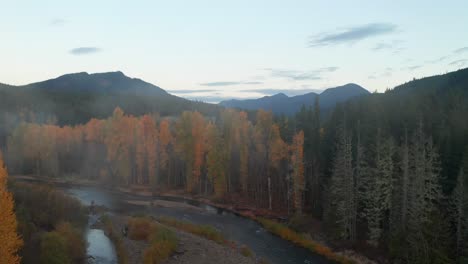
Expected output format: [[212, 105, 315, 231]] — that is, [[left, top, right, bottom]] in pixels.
[[66, 186, 330, 264]]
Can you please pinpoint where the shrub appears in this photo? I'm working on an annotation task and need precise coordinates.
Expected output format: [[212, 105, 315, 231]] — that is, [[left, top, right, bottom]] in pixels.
[[143, 240, 177, 264], [240, 245, 254, 257], [128, 217, 157, 241], [39, 232, 71, 264], [56, 222, 86, 263], [143, 226, 178, 264]]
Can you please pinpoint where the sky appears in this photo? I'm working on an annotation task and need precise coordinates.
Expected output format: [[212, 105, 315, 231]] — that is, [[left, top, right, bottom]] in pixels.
[[1, 0, 468, 103]]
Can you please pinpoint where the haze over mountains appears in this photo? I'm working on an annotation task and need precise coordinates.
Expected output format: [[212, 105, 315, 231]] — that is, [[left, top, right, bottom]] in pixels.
[[0, 71, 220, 125], [0, 72, 372, 124], [0, 68, 466, 130], [219, 83, 370, 115]]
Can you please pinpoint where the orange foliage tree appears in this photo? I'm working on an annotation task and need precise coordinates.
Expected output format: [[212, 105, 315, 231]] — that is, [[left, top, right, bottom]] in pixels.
[[191, 112, 206, 193], [159, 119, 173, 186], [0, 154, 23, 264], [206, 122, 227, 198], [238, 111, 250, 194]]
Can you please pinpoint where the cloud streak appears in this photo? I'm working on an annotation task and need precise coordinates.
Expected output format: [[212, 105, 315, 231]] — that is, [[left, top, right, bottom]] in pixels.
[[372, 40, 403, 52], [50, 18, 66, 26], [449, 59, 467, 67], [454, 47, 468, 54], [406, 65, 422, 71], [309, 23, 397, 47], [199, 81, 263, 87], [241, 88, 323, 96], [69, 47, 101, 55], [426, 56, 448, 64], [265, 67, 338, 81]]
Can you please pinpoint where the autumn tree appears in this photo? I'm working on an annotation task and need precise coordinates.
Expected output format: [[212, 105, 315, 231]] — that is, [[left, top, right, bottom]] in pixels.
[[176, 111, 207, 193], [206, 122, 227, 198], [0, 154, 23, 264], [238, 111, 250, 194], [159, 119, 173, 186], [140, 115, 158, 187]]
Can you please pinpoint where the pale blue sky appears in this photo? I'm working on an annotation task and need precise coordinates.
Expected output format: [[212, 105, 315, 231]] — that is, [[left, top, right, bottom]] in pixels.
[[1, 0, 467, 102]]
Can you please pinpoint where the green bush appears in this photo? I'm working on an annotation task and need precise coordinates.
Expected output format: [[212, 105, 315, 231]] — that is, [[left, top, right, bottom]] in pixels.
[[39, 232, 71, 264]]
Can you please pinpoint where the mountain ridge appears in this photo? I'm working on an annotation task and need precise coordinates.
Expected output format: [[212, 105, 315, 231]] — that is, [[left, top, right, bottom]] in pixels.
[[0, 71, 220, 125], [219, 83, 370, 115]]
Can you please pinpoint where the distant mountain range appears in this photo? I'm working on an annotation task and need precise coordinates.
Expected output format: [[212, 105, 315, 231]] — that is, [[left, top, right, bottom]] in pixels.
[[219, 83, 370, 115]]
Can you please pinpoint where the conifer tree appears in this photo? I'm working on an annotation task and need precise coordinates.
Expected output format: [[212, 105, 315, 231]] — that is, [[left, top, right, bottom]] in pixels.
[[327, 122, 355, 240]]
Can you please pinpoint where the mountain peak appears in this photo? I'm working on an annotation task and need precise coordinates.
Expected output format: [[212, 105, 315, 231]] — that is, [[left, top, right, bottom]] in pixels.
[[272, 93, 288, 98], [22, 71, 168, 96]]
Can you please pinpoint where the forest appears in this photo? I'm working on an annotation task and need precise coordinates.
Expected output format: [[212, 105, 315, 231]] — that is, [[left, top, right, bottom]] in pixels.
[[1, 68, 468, 264]]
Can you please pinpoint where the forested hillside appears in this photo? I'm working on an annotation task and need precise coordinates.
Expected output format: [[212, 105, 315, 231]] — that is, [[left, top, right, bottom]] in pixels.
[[0, 71, 220, 147], [298, 67, 468, 263]]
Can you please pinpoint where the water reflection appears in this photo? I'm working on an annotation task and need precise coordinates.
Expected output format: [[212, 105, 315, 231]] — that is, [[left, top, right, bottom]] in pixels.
[[86, 229, 117, 264]]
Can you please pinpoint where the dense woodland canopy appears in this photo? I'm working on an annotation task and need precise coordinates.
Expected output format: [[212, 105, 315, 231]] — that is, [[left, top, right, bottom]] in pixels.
[[1, 68, 468, 263]]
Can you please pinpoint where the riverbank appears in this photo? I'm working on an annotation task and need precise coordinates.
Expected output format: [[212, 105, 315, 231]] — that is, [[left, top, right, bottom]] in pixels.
[[92, 212, 256, 264], [12, 175, 378, 264]]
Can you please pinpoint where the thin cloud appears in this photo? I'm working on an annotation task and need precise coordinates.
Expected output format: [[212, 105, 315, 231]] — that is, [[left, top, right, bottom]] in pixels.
[[454, 47, 468, 54], [426, 56, 448, 64], [309, 23, 397, 47], [50, 18, 66, 26], [265, 67, 338, 81], [373, 42, 394, 51], [168, 89, 217, 94], [449, 59, 467, 67], [199, 81, 263, 87], [243, 81, 263, 85], [240, 88, 323, 96], [373, 40, 403, 52], [406, 65, 422, 71], [69, 47, 101, 55]]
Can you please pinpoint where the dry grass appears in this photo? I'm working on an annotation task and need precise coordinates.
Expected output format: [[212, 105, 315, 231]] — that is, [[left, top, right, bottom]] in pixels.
[[257, 218, 354, 264], [143, 225, 178, 264], [128, 217, 157, 241], [158, 216, 226, 245]]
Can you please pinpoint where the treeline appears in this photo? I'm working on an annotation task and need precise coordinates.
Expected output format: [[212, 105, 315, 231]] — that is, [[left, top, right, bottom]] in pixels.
[[6, 107, 305, 212], [306, 68, 468, 263]]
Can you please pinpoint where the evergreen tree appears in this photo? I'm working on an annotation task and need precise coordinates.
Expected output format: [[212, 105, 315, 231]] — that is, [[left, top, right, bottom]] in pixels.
[[327, 122, 356, 240], [364, 129, 394, 246]]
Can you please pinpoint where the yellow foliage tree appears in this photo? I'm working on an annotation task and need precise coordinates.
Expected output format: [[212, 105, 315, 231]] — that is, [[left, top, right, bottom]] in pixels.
[[0, 154, 23, 264]]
